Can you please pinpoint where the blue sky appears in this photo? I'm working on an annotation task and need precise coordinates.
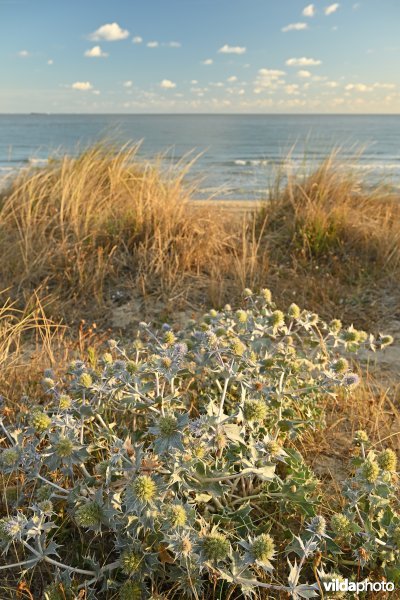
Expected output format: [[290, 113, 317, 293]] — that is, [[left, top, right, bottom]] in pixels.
[[1, 0, 400, 113]]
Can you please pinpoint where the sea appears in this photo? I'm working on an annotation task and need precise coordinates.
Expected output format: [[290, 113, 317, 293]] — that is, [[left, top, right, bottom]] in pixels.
[[1, 114, 400, 199]]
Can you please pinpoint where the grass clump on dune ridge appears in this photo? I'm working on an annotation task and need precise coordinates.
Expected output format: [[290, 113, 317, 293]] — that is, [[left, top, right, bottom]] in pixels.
[[0, 145, 399, 330], [256, 152, 400, 326], [0, 145, 238, 318]]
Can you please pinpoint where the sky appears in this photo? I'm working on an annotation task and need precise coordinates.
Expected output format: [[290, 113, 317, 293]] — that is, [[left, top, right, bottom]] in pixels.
[[1, 0, 400, 113]]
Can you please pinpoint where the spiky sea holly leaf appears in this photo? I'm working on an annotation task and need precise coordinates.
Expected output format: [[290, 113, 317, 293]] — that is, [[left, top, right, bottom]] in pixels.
[[292, 585, 319, 599], [223, 423, 245, 444], [240, 464, 276, 481]]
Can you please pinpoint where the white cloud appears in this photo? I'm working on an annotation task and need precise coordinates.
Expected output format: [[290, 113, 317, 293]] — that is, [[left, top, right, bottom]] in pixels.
[[285, 84, 300, 95], [373, 82, 396, 89], [282, 22, 308, 32], [18, 50, 29, 57], [71, 81, 93, 91], [132, 36, 143, 44], [147, 41, 159, 48], [345, 82, 396, 93], [160, 79, 176, 89], [191, 79, 198, 84], [47, 59, 54, 65], [254, 68, 286, 92], [218, 44, 246, 55], [123, 80, 133, 88], [286, 57, 322, 66], [84, 46, 108, 58], [297, 70, 311, 78], [202, 58, 213, 65], [345, 83, 372, 92], [167, 41, 181, 48], [325, 3, 340, 15], [92, 90, 101, 95], [89, 22, 129, 41], [227, 75, 238, 82], [303, 4, 315, 17], [325, 80, 338, 88]]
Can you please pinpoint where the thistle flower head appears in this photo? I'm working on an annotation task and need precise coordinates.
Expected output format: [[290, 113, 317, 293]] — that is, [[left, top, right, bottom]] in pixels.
[[173, 342, 188, 358], [79, 373, 93, 389], [203, 330, 218, 349], [270, 310, 285, 329], [161, 356, 172, 369], [0, 516, 24, 540], [331, 513, 351, 537], [38, 500, 54, 515], [308, 515, 326, 536], [119, 581, 143, 600], [309, 313, 319, 325], [243, 288, 253, 297], [165, 504, 187, 528], [58, 394, 72, 410], [0, 447, 20, 468], [243, 399, 267, 423], [342, 373, 360, 387], [332, 358, 349, 374], [75, 501, 103, 528], [261, 288, 272, 303], [329, 319, 342, 333], [102, 352, 113, 364], [158, 414, 178, 438], [236, 310, 248, 324], [127, 361, 140, 374], [377, 448, 397, 472], [288, 303, 301, 319], [251, 533, 275, 563], [342, 329, 360, 343], [231, 337, 246, 356], [361, 458, 380, 483], [129, 475, 157, 503], [354, 430, 368, 444], [264, 440, 282, 458], [120, 548, 142, 575], [42, 377, 55, 389], [163, 330, 176, 346], [55, 436, 74, 458], [202, 531, 230, 562], [31, 410, 51, 432]]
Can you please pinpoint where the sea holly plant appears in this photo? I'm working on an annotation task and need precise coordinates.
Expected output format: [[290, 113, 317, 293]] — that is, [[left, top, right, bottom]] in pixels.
[[0, 290, 396, 599]]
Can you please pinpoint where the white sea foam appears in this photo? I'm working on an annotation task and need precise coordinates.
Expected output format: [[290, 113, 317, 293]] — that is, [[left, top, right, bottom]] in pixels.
[[29, 157, 48, 166]]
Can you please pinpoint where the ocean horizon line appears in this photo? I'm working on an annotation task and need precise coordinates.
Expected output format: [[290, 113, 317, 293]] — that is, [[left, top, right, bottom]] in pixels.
[[1, 112, 400, 117]]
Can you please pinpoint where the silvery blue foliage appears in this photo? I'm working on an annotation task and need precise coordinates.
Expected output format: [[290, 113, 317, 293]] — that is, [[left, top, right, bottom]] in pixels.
[[0, 290, 397, 599]]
